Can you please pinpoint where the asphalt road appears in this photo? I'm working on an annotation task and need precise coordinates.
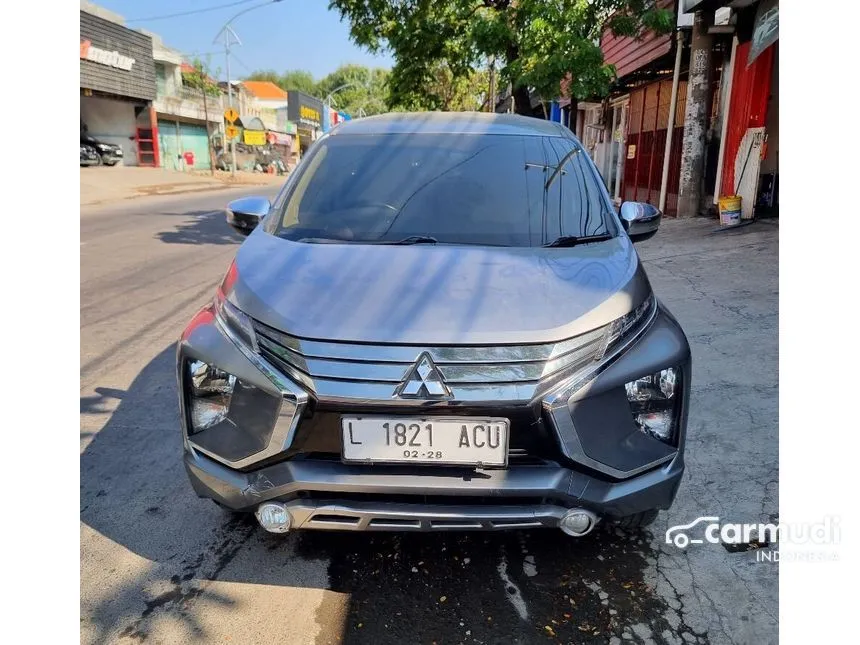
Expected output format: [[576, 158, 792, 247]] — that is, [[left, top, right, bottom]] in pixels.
[[81, 189, 779, 645]]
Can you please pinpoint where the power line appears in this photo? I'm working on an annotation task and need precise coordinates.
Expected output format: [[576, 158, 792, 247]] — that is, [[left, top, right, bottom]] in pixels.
[[229, 52, 253, 73], [126, 0, 257, 23]]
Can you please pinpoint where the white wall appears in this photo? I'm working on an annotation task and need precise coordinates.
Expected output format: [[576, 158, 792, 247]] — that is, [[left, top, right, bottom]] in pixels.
[[81, 95, 139, 165]]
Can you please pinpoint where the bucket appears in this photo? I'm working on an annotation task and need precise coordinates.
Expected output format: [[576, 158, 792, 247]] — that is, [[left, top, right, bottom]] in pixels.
[[718, 195, 742, 226]]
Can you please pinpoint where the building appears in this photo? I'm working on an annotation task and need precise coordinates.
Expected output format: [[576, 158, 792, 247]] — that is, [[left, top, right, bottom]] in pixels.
[[688, 0, 778, 219], [241, 81, 290, 130], [80, 4, 158, 166], [595, 0, 693, 214], [151, 36, 224, 171], [287, 91, 324, 154]]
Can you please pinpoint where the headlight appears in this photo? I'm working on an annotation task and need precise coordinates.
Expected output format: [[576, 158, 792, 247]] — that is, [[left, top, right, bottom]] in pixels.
[[597, 294, 654, 359], [188, 360, 236, 433], [625, 367, 680, 444], [214, 286, 258, 351], [183, 358, 286, 463]]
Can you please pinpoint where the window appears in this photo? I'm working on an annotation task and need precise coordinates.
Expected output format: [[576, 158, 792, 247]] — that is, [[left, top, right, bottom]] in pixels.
[[275, 133, 614, 247]]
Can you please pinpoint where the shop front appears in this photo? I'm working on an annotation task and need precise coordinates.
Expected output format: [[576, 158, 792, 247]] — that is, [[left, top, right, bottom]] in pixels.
[[287, 91, 324, 155], [716, 0, 778, 219], [80, 9, 157, 166], [266, 122, 298, 168]]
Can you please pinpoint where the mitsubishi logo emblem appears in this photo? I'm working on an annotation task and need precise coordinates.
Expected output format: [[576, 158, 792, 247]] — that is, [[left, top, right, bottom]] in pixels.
[[394, 352, 452, 399]]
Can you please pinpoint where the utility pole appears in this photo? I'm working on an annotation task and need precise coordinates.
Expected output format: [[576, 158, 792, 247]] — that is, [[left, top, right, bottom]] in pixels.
[[214, 1, 283, 177], [221, 27, 240, 176], [488, 57, 496, 113], [677, 10, 714, 216]]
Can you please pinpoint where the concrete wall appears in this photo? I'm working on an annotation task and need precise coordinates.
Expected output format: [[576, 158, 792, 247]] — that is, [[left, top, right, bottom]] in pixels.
[[81, 95, 138, 165]]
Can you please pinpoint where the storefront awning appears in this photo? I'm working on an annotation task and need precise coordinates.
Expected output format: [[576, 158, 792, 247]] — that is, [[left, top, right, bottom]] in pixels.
[[748, 0, 778, 66], [237, 115, 266, 131]]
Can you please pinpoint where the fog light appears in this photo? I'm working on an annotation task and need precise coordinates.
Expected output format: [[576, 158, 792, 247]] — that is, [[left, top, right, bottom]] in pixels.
[[255, 502, 291, 533], [560, 509, 598, 537]]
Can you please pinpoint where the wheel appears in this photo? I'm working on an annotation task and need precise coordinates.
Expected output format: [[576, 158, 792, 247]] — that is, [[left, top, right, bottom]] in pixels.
[[612, 509, 659, 529]]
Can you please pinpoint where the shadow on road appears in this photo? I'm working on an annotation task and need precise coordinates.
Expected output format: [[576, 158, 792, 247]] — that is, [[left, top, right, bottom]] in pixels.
[[154, 210, 246, 246], [81, 345, 696, 644]]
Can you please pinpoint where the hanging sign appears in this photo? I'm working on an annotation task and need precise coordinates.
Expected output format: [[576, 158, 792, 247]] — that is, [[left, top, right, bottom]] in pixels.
[[243, 130, 266, 146]]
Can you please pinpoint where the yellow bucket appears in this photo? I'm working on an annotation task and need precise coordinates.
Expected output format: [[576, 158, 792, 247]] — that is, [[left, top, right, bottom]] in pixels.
[[718, 195, 742, 226]]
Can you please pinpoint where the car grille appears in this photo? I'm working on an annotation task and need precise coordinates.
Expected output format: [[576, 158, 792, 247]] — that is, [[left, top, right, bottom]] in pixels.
[[251, 318, 609, 404]]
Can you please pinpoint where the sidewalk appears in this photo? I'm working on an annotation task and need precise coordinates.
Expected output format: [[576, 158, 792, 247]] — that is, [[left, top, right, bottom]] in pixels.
[[80, 166, 285, 207]]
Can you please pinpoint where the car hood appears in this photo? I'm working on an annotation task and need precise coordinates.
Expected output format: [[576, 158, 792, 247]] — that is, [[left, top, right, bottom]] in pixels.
[[225, 230, 651, 345]]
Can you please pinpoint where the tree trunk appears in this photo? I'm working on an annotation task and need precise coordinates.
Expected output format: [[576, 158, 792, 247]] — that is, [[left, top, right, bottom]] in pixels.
[[512, 84, 531, 116], [201, 88, 215, 176], [569, 98, 578, 136]]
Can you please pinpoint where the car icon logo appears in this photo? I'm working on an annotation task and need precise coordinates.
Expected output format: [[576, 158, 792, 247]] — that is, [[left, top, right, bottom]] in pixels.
[[665, 516, 720, 549]]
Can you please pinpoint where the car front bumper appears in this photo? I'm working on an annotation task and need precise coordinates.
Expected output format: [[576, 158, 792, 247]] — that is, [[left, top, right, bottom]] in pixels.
[[178, 297, 691, 532], [185, 447, 684, 530]]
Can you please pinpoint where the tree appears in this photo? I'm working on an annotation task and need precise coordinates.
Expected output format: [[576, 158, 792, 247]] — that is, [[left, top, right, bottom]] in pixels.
[[393, 62, 489, 112], [329, 0, 673, 116], [316, 64, 390, 116], [278, 69, 318, 94], [182, 58, 222, 175], [245, 69, 317, 94]]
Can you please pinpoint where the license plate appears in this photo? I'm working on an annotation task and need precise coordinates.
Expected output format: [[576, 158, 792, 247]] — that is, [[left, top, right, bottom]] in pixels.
[[341, 416, 509, 467]]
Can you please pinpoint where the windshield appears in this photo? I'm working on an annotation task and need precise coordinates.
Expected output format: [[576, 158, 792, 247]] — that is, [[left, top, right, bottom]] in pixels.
[[274, 132, 615, 247]]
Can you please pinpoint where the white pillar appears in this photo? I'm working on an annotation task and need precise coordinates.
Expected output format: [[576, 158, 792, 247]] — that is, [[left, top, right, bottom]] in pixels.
[[713, 35, 738, 203], [659, 30, 685, 212], [613, 105, 626, 202]]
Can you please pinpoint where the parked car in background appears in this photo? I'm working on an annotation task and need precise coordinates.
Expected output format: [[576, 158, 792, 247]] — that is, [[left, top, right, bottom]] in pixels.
[[80, 121, 123, 166], [81, 133, 123, 166], [178, 113, 691, 539], [80, 144, 100, 167]]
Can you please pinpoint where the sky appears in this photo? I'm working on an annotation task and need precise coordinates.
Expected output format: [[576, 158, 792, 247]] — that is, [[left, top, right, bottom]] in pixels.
[[95, 0, 394, 81]]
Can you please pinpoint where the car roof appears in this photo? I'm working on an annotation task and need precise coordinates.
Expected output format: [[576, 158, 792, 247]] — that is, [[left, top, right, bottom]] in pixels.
[[329, 112, 574, 138]]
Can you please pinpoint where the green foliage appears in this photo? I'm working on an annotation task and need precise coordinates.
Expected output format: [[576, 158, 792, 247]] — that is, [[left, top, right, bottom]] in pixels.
[[316, 64, 390, 116], [329, 0, 673, 114], [182, 58, 221, 96], [245, 64, 391, 117], [245, 69, 318, 94], [279, 70, 319, 94], [392, 63, 489, 112]]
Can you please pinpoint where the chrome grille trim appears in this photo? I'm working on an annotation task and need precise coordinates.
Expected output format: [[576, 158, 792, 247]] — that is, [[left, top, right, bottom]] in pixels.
[[284, 500, 569, 532], [251, 319, 610, 402]]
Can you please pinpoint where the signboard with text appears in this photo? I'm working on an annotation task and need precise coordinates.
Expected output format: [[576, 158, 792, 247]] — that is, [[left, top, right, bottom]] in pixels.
[[243, 130, 266, 146], [287, 91, 324, 130], [80, 10, 155, 101]]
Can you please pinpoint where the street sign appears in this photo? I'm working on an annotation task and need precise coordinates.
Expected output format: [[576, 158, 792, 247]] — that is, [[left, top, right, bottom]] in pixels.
[[224, 107, 239, 123], [225, 125, 239, 140]]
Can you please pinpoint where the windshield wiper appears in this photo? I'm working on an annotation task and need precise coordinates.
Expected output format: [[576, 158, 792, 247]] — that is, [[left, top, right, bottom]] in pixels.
[[542, 233, 613, 248], [381, 235, 439, 245]]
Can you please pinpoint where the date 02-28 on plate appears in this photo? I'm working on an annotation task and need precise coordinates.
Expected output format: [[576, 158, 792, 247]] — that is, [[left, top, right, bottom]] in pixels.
[[341, 417, 509, 467]]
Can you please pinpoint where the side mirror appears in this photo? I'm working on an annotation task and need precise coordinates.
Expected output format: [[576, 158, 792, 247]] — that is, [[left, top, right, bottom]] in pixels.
[[226, 196, 271, 236], [619, 201, 662, 243]]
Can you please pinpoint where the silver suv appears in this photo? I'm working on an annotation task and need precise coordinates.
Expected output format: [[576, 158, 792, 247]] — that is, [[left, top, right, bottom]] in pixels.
[[177, 113, 690, 538]]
